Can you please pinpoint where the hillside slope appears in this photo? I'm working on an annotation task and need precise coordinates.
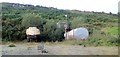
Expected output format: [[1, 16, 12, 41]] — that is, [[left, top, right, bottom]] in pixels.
[[1, 2, 118, 46]]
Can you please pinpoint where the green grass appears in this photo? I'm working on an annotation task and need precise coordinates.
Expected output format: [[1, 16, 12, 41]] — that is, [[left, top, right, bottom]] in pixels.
[[107, 27, 118, 35], [104, 27, 118, 35], [44, 37, 118, 47]]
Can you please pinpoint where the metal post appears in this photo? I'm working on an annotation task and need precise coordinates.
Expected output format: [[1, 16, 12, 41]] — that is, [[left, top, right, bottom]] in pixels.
[[73, 29, 74, 39], [65, 15, 67, 40]]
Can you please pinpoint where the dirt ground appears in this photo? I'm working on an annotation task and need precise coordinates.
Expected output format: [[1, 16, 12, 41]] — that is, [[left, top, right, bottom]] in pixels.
[[0, 42, 118, 55]]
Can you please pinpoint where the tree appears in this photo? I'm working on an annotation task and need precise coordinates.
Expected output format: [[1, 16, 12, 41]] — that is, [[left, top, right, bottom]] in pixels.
[[21, 13, 44, 28]]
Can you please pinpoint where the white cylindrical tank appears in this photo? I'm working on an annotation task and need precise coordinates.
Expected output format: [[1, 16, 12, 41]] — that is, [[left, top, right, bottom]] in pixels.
[[26, 27, 40, 35], [64, 27, 89, 40]]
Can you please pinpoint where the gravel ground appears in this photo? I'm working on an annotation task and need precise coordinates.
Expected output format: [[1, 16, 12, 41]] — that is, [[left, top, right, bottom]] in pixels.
[[0, 43, 118, 55], [0, 45, 2, 57]]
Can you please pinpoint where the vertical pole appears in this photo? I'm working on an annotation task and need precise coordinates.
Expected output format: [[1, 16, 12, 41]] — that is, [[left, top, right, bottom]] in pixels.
[[73, 29, 74, 39], [65, 29, 67, 40], [65, 15, 67, 40]]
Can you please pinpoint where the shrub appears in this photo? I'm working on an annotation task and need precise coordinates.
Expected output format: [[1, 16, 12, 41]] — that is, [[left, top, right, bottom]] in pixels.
[[8, 44, 16, 47]]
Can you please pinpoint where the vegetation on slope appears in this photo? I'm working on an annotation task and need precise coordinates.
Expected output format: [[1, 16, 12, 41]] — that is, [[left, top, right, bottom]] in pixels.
[[1, 2, 118, 46]]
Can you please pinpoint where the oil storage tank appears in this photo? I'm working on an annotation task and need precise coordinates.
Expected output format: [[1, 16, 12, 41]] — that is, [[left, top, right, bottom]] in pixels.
[[26, 27, 40, 42], [64, 27, 89, 40]]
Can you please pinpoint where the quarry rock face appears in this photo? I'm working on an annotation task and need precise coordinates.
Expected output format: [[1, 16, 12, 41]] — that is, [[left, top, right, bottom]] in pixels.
[[64, 27, 89, 40]]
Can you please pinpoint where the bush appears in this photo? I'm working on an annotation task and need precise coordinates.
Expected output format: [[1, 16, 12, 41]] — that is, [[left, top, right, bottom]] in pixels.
[[8, 44, 16, 47]]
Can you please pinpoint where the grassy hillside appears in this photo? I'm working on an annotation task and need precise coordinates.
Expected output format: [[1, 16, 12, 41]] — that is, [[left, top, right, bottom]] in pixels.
[[1, 2, 118, 46]]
